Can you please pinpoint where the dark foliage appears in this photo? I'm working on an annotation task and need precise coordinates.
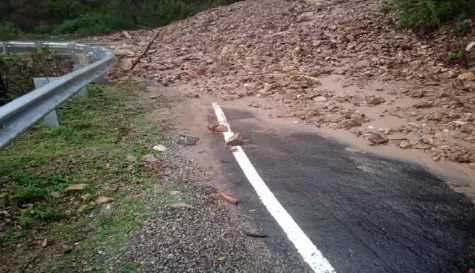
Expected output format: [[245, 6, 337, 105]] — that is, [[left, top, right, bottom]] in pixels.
[[391, 0, 475, 32], [0, 0, 238, 38]]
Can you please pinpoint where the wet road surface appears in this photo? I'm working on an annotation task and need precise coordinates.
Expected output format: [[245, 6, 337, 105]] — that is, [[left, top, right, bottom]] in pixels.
[[211, 107, 475, 273]]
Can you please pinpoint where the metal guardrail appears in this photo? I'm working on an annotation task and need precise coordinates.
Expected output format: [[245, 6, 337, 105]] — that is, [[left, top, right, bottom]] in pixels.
[[0, 41, 116, 148]]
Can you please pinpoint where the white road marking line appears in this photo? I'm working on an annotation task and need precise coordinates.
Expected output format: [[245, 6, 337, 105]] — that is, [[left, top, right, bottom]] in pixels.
[[212, 102, 233, 142], [212, 102, 336, 273]]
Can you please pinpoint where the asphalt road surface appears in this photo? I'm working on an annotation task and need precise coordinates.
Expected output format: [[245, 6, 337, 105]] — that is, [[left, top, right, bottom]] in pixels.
[[211, 107, 475, 273]]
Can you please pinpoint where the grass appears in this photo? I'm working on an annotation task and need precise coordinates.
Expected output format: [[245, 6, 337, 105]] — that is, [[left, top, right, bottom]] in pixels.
[[118, 263, 143, 273], [47, 197, 150, 273], [15, 184, 49, 205], [0, 81, 168, 272]]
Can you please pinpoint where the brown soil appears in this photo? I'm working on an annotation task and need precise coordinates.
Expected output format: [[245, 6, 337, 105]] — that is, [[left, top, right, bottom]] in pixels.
[[89, 0, 475, 193]]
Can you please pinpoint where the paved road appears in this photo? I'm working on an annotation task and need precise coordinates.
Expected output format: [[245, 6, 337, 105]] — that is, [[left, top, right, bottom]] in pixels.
[[211, 107, 475, 273]]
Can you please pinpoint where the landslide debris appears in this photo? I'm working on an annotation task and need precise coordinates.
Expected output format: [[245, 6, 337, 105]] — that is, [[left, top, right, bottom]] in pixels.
[[95, 0, 475, 166]]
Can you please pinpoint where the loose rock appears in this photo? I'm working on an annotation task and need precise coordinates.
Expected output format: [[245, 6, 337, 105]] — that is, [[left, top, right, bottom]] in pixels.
[[153, 144, 168, 152], [457, 72, 475, 81], [96, 196, 115, 205], [218, 192, 239, 205], [225, 132, 243, 146], [208, 123, 228, 133], [367, 133, 388, 145], [64, 184, 88, 193], [177, 135, 200, 146]]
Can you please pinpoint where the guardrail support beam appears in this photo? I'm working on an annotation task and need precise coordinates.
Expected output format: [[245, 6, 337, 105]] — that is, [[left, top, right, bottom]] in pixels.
[[43, 110, 60, 128], [33, 78, 60, 128]]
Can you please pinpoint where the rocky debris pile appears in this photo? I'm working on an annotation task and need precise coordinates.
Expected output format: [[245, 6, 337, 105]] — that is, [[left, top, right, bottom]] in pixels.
[[93, 0, 475, 166]]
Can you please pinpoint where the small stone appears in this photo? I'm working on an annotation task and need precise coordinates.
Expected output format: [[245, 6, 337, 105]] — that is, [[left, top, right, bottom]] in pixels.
[[41, 238, 48, 248], [218, 192, 239, 205], [366, 96, 386, 105], [81, 193, 92, 201], [399, 140, 412, 149], [95, 196, 114, 205], [432, 154, 442, 161], [62, 244, 73, 254], [453, 120, 468, 126], [313, 96, 327, 102], [466, 41, 475, 52], [457, 72, 475, 81], [453, 153, 471, 163], [77, 204, 93, 214], [296, 12, 314, 23], [126, 154, 137, 162], [185, 92, 200, 98], [51, 192, 61, 198], [243, 230, 267, 238], [367, 133, 388, 145], [414, 101, 433, 108], [64, 184, 88, 193], [340, 119, 362, 129], [169, 203, 193, 209], [420, 136, 434, 145], [153, 145, 168, 152], [177, 135, 200, 146], [142, 154, 159, 163], [208, 123, 228, 133], [249, 102, 260, 108], [414, 144, 432, 150], [225, 132, 243, 146]]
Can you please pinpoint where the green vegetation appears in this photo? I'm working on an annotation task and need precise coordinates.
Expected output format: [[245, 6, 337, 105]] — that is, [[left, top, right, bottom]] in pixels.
[[448, 49, 466, 64], [0, 82, 172, 272], [0, 22, 21, 40], [0, 0, 238, 39], [390, 0, 475, 32], [118, 263, 143, 273]]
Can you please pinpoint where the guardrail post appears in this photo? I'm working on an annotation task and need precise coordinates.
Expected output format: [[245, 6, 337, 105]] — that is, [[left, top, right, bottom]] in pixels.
[[74, 54, 90, 96], [0, 42, 7, 54], [33, 78, 60, 128]]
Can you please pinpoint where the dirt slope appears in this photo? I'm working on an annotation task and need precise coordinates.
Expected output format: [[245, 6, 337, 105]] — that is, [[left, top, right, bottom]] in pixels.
[[93, 0, 475, 182]]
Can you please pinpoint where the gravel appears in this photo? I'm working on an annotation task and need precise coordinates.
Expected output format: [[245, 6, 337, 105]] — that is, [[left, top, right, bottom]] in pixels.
[[111, 132, 308, 272]]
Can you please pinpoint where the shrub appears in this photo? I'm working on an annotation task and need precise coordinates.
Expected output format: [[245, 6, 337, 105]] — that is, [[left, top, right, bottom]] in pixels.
[[1, 0, 240, 37], [391, 0, 475, 31], [15, 186, 49, 205], [53, 12, 114, 35], [448, 49, 465, 64], [28, 208, 64, 222], [18, 207, 64, 229], [0, 22, 21, 40]]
